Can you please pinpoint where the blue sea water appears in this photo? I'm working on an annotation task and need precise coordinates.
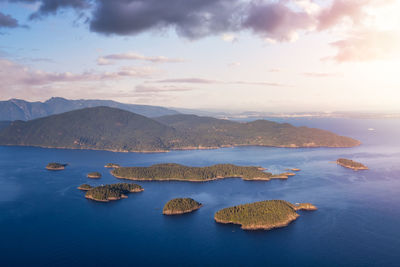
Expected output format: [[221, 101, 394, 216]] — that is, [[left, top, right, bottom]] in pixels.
[[1, 118, 400, 266]]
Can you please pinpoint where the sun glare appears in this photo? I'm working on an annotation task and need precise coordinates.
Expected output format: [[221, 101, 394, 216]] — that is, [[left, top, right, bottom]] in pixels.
[[366, 1, 400, 32]]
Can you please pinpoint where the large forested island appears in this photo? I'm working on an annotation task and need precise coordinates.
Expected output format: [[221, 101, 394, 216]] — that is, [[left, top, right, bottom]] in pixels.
[[337, 158, 368, 171], [82, 183, 144, 202], [163, 198, 202, 215], [111, 163, 289, 182], [0, 106, 360, 152], [214, 200, 317, 231]]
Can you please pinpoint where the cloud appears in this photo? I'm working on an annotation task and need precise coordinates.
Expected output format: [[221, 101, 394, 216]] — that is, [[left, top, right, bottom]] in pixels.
[[232, 81, 286, 87], [151, 77, 287, 87], [328, 29, 400, 62], [134, 84, 192, 93], [302, 72, 338, 77], [222, 33, 238, 42], [3, 0, 398, 62], [243, 1, 315, 42], [318, 0, 395, 30], [317, 0, 367, 30], [86, 0, 388, 42], [268, 68, 282, 73], [153, 78, 218, 84], [0, 58, 156, 89], [89, 0, 241, 39], [4, 0, 396, 45], [8, 0, 91, 19], [228, 62, 241, 67], [0, 12, 19, 28], [97, 52, 184, 65]]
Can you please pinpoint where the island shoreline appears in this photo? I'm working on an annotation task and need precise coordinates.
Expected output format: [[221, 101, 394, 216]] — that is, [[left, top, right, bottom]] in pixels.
[[0, 142, 361, 154]]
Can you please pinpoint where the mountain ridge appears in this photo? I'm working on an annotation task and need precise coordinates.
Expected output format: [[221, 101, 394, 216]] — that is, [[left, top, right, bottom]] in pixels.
[[0, 97, 179, 121]]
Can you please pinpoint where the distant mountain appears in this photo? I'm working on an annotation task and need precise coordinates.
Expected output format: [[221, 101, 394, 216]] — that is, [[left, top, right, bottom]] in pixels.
[[0, 107, 360, 152], [0, 97, 179, 121]]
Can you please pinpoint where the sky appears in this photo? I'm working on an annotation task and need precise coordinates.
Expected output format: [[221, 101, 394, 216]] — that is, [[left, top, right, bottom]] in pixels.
[[0, 0, 400, 112]]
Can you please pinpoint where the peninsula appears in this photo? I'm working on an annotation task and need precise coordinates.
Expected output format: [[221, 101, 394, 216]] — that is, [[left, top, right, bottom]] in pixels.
[[0, 106, 361, 152], [87, 172, 102, 178], [77, 184, 92, 191], [163, 198, 202, 215], [214, 200, 317, 231], [83, 183, 144, 202], [336, 158, 368, 171], [46, 162, 67, 171], [111, 163, 292, 182]]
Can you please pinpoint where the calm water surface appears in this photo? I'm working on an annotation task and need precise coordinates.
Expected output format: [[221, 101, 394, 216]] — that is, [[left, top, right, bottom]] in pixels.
[[1, 118, 400, 266]]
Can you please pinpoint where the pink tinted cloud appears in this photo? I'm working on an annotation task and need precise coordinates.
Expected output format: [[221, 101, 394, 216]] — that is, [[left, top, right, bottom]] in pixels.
[[317, 0, 368, 30], [98, 52, 185, 65], [329, 29, 400, 62], [134, 84, 192, 93], [0, 58, 156, 87]]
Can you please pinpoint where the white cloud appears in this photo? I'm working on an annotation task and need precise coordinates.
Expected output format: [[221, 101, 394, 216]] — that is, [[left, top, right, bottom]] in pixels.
[[97, 52, 185, 65]]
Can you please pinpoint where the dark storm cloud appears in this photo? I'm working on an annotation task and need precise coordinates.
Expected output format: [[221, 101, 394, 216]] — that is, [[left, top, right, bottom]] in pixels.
[[89, 0, 242, 39], [2, 0, 391, 45], [2, 0, 90, 19], [243, 1, 314, 41], [87, 0, 373, 41], [30, 0, 90, 18], [0, 12, 19, 28]]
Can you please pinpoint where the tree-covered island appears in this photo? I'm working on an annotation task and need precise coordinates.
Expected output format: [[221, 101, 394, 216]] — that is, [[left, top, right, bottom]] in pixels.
[[46, 162, 67, 170], [163, 198, 202, 215], [111, 163, 292, 182], [87, 172, 102, 178], [83, 183, 143, 202], [214, 200, 317, 231], [0, 106, 361, 153], [336, 158, 368, 171]]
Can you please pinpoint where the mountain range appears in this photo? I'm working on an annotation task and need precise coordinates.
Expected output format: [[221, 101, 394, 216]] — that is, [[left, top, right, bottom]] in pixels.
[[0, 106, 360, 152], [0, 97, 179, 121]]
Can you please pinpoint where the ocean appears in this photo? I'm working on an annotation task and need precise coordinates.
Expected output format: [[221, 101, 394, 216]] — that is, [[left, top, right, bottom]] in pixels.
[[1, 118, 400, 266]]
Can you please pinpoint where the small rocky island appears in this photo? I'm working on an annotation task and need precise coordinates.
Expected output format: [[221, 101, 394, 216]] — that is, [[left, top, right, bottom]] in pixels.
[[214, 200, 317, 231], [111, 163, 294, 182], [163, 198, 202, 215], [77, 184, 92, 191], [82, 183, 143, 202], [104, 163, 120, 168], [46, 162, 67, 171], [87, 172, 102, 179], [336, 158, 368, 171]]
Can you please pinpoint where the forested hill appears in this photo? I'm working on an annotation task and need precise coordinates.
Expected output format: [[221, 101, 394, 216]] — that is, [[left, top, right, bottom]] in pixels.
[[155, 114, 361, 149], [0, 106, 178, 152], [0, 107, 360, 152], [0, 97, 179, 121], [0, 121, 11, 131]]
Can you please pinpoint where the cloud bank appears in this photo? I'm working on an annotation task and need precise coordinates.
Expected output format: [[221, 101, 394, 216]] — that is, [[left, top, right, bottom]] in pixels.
[[2, 0, 386, 39], [0, 57, 155, 89], [2, 0, 398, 61]]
